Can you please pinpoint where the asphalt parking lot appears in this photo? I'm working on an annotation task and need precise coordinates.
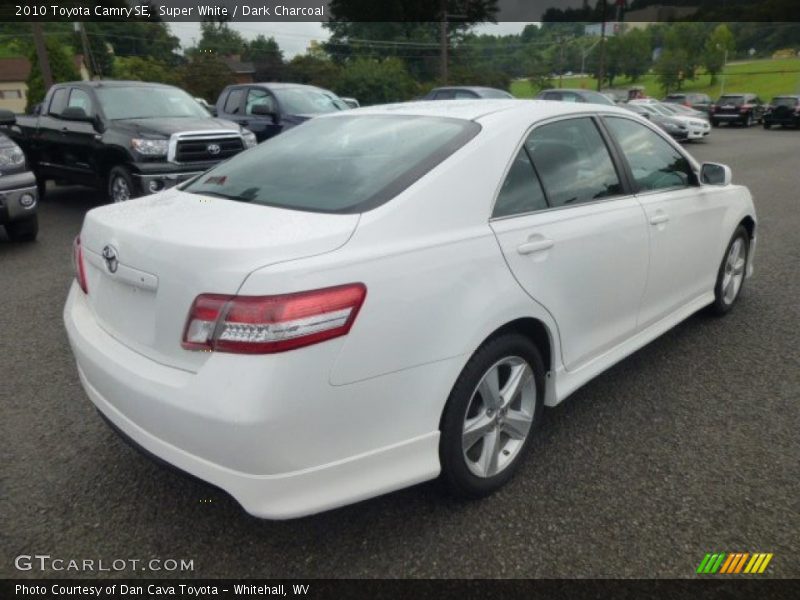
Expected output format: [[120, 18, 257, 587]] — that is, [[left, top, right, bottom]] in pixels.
[[1, 125, 798, 579]]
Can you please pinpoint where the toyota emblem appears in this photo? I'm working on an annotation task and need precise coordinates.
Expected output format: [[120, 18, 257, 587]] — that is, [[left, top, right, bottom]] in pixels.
[[207, 143, 221, 155], [102, 245, 119, 274]]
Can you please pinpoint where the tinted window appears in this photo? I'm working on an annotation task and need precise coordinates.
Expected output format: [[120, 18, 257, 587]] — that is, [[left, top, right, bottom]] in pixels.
[[718, 95, 745, 106], [68, 88, 93, 115], [773, 96, 799, 107], [48, 88, 68, 116], [246, 88, 275, 115], [493, 149, 548, 218], [273, 88, 347, 114], [223, 88, 245, 114], [605, 117, 693, 192], [526, 117, 622, 208], [434, 90, 455, 100], [97, 86, 209, 120], [454, 90, 477, 99], [184, 116, 480, 214]]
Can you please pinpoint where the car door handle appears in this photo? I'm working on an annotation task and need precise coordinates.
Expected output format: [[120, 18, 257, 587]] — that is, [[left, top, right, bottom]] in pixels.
[[517, 239, 554, 255], [649, 214, 670, 225]]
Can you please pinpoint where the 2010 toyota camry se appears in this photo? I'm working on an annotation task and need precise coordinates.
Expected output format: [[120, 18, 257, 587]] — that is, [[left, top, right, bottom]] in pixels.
[[64, 100, 757, 519]]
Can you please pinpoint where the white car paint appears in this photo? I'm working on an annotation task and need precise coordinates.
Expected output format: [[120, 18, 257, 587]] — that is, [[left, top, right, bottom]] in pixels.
[[64, 99, 756, 518]]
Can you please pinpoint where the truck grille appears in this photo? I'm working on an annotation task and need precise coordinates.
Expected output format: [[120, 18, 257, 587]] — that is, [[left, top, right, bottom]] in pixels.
[[174, 136, 244, 163]]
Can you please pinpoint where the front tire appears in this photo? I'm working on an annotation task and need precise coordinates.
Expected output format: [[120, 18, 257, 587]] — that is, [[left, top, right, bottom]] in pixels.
[[709, 226, 749, 316], [5, 214, 38, 242], [440, 333, 545, 498], [107, 166, 137, 203]]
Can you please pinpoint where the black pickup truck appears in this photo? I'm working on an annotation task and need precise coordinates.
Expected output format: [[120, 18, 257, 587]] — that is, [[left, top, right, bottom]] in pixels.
[[2, 80, 256, 202], [0, 110, 38, 241]]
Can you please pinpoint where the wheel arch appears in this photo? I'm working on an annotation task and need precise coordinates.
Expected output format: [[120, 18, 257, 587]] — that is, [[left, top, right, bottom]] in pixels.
[[739, 215, 756, 240]]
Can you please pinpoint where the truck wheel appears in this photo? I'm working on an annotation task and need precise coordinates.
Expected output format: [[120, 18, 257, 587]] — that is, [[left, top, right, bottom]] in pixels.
[[107, 166, 137, 203], [5, 214, 38, 242]]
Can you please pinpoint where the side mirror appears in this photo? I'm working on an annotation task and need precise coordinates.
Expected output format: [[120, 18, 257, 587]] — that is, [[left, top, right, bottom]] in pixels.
[[0, 109, 16, 126], [700, 162, 732, 186], [59, 106, 92, 122], [251, 104, 277, 120]]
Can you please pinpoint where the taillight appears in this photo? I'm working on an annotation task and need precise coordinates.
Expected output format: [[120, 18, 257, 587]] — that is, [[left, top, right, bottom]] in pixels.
[[72, 235, 88, 294], [182, 283, 367, 354]]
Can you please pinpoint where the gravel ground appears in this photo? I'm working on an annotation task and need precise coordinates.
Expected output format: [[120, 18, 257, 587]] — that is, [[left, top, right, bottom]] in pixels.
[[1, 125, 798, 579]]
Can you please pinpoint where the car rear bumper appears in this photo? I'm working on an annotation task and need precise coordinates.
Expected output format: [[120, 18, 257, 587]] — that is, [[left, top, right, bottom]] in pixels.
[[0, 170, 37, 223], [63, 283, 442, 519]]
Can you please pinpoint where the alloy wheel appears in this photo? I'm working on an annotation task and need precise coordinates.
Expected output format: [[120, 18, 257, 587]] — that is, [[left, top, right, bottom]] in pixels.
[[111, 176, 131, 202], [461, 356, 536, 478], [721, 237, 746, 305]]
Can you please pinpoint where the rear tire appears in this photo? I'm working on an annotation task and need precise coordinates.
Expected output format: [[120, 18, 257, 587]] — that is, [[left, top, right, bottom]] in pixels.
[[5, 214, 38, 242], [439, 333, 545, 498], [709, 226, 749, 316], [107, 166, 137, 203], [763, 122, 771, 130]]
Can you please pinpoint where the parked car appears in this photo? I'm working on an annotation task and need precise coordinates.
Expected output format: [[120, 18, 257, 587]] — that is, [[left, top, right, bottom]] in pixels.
[[3, 81, 255, 203], [762, 95, 800, 129], [536, 88, 615, 106], [628, 101, 711, 141], [0, 110, 38, 241], [663, 92, 713, 115], [710, 93, 765, 127], [215, 83, 349, 143], [341, 97, 360, 109], [65, 100, 756, 519], [421, 86, 513, 100], [660, 102, 710, 122], [623, 102, 690, 141]]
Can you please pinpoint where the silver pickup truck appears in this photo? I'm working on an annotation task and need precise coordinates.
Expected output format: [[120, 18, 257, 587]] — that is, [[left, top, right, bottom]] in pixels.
[[0, 110, 38, 242]]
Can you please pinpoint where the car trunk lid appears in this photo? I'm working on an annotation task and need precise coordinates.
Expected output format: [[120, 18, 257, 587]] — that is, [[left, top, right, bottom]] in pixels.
[[78, 188, 359, 371]]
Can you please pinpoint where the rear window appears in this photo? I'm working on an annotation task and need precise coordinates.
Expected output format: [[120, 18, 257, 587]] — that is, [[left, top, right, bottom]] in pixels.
[[773, 96, 799, 107], [665, 95, 686, 102], [718, 95, 745, 106], [184, 115, 480, 213], [478, 89, 513, 99]]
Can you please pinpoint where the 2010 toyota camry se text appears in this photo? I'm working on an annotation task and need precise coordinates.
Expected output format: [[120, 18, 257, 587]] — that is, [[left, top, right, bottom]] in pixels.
[[63, 100, 757, 519]]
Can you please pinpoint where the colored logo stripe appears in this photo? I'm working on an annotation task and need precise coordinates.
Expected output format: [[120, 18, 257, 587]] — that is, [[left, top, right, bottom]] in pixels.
[[699, 552, 773, 574]]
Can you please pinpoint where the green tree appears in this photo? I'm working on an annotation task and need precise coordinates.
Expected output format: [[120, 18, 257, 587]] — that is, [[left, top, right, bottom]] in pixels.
[[113, 56, 180, 86], [655, 47, 689, 94], [196, 19, 246, 56], [285, 54, 342, 91], [333, 58, 418, 105], [618, 28, 652, 83], [704, 24, 735, 85], [244, 35, 284, 81], [25, 37, 79, 112], [177, 54, 236, 103]]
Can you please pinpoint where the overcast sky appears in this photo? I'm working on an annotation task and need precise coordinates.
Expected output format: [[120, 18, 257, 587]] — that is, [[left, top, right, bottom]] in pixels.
[[168, 22, 534, 58]]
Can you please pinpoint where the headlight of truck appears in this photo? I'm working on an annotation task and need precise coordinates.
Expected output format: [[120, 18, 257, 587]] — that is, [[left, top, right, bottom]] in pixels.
[[131, 138, 169, 156], [0, 142, 25, 167], [242, 130, 257, 149]]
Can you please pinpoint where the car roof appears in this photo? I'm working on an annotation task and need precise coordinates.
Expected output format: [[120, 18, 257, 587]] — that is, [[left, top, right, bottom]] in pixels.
[[431, 86, 506, 92], [234, 82, 333, 92], [61, 80, 178, 89], [325, 98, 634, 123]]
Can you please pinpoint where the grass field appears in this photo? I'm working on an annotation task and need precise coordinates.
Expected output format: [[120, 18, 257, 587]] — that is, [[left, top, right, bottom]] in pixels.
[[511, 58, 800, 101]]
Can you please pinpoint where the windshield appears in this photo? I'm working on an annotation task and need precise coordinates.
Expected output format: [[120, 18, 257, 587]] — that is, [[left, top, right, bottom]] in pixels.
[[773, 96, 799, 107], [718, 95, 745, 106], [97, 86, 210, 120], [479, 89, 513, 99], [184, 115, 480, 213], [274, 88, 348, 114]]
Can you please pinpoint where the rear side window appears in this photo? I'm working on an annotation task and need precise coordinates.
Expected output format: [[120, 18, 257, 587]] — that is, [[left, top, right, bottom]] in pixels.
[[184, 115, 480, 213], [434, 90, 455, 100], [493, 149, 548, 218], [48, 88, 68, 116], [68, 88, 93, 115], [223, 88, 244, 114], [604, 117, 693, 192], [526, 117, 622, 208]]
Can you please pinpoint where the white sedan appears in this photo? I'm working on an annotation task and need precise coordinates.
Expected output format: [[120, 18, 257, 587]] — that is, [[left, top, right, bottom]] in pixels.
[[64, 100, 756, 518], [629, 99, 711, 140]]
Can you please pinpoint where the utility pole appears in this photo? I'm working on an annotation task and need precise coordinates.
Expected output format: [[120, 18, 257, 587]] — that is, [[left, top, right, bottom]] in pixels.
[[75, 23, 97, 78], [32, 23, 53, 92], [596, 0, 607, 92], [439, 0, 448, 84]]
